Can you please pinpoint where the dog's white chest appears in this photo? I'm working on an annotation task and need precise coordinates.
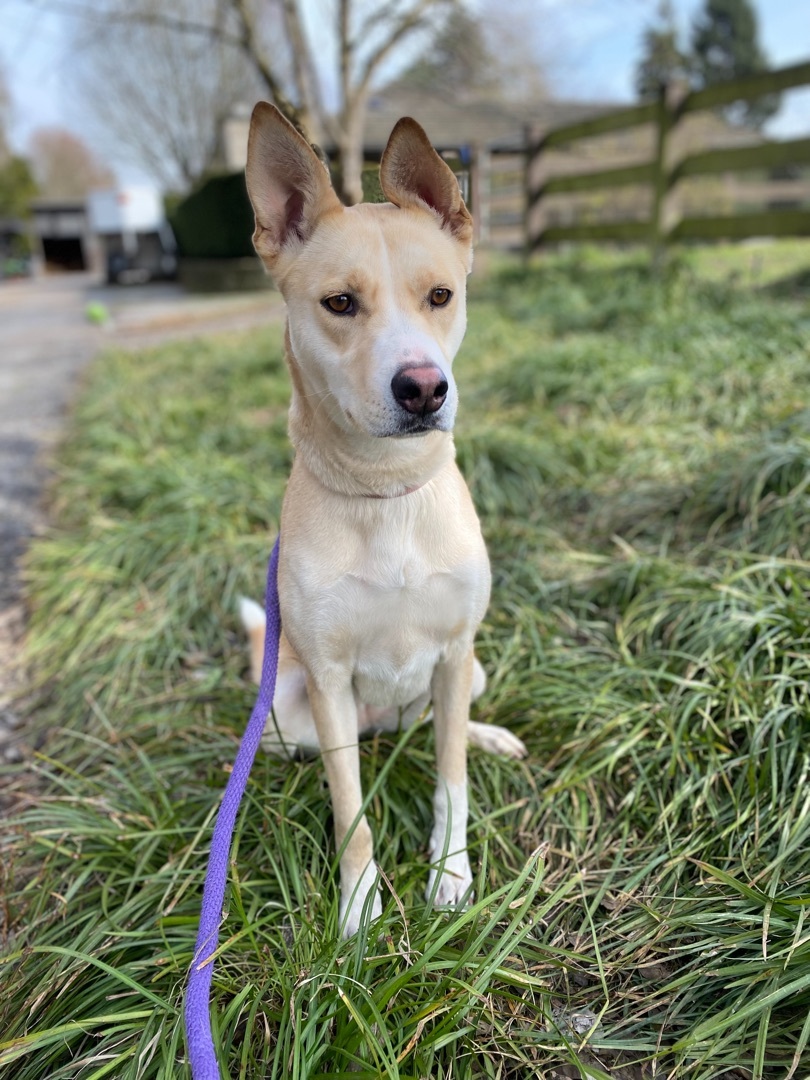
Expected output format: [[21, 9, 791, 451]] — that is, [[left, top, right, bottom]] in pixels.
[[286, 516, 489, 708], [346, 534, 484, 704], [354, 528, 435, 590]]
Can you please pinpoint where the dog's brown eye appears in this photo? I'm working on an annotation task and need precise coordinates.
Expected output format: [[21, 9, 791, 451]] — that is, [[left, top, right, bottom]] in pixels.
[[323, 294, 354, 315], [429, 287, 452, 308]]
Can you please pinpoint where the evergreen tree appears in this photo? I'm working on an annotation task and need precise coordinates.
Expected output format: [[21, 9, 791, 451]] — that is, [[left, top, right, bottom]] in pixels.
[[0, 64, 38, 221], [0, 155, 37, 219], [394, 8, 501, 99], [391, 4, 550, 104], [690, 0, 778, 127], [0, 63, 12, 163], [636, 0, 688, 101]]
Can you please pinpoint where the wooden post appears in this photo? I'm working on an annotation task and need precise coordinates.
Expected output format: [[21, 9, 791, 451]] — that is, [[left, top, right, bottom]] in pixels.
[[650, 85, 670, 268], [517, 60, 810, 255], [650, 79, 689, 267], [523, 124, 546, 261], [473, 142, 490, 246]]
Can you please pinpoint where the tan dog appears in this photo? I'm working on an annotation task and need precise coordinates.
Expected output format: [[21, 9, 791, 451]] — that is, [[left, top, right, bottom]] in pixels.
[[242, 103, 526, 937]]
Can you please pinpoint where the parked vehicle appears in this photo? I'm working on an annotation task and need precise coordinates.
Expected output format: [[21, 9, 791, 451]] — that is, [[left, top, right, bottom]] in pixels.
[[87, 187, 176, 284]]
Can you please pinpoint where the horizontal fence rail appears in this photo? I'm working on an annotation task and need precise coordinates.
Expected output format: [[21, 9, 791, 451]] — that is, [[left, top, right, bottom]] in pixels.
[[525, 59, 810, 252]]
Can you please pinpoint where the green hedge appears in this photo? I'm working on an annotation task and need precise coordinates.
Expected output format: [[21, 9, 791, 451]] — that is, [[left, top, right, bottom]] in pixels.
[[169, 163, 393, 259], [169, 173, 256, 259], [361, 163, 385, 203]]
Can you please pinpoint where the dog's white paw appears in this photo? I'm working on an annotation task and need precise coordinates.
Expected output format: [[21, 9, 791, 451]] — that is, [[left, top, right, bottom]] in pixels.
[[426, 851, 473, 908], [468, 720, 527, 759], [339, 862, 381, 938]]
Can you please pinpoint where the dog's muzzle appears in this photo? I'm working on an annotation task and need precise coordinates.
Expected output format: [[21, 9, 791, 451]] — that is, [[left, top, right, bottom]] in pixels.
[[391, 365, 448, 419]]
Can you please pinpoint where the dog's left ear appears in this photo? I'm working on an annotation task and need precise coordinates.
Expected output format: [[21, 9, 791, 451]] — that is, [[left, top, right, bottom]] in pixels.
[[380, 118, 473, 249]]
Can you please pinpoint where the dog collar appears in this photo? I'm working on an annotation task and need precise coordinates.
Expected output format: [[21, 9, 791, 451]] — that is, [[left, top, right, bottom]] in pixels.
[[363, 483, 424, 499], [297, 460, 426, 500]]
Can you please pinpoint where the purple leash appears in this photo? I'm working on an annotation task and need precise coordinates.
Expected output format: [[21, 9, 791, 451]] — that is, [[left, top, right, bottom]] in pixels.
[[184, 536, 281, 1079]]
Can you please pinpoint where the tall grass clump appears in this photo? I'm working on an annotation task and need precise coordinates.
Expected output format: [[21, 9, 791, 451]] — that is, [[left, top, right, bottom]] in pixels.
[[2, 242, 809, 1079]]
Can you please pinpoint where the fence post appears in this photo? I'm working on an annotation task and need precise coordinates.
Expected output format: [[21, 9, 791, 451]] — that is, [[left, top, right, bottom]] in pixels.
[[650, 85, 670, 267], [523, 124, 545, 260], [472, 142, 490, 246], [650, 79, 689, 266]]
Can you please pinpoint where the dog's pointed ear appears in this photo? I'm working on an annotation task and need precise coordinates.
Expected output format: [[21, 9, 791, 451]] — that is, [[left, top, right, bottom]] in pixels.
[[379, 118, 472, 247], [246, 102, 341, 270]]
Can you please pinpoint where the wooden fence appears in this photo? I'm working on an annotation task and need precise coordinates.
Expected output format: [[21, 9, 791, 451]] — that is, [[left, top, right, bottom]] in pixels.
[[525, 60, 810, 252]]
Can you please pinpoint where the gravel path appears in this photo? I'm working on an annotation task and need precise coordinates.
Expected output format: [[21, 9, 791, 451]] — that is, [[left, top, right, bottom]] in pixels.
[[0, 271, 284, 758]]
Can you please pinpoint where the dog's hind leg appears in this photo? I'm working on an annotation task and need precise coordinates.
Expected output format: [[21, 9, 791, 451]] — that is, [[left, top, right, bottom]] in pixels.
[[454, 657, 532, 758], [241, 601, 526, 760], [467, 721, 527, 758], [465, 656, 527, 758], [239, 598, 320, 757], [367, 657, 527, 759]]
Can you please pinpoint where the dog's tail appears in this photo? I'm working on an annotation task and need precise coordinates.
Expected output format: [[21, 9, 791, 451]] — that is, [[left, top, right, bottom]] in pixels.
[[239, 597, 266, 684]]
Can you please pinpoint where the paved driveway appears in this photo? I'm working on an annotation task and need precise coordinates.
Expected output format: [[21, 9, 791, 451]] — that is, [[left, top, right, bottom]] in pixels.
[[0, 271, 283, 718], [1, 274, 102, 609]]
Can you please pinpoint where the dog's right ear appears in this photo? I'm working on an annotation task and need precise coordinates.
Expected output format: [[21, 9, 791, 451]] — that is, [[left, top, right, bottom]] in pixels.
[[246, 102, 341, 270]]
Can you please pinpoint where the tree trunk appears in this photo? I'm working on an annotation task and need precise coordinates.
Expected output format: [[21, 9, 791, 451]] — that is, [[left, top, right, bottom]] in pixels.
[[334, 98, 367, 205]]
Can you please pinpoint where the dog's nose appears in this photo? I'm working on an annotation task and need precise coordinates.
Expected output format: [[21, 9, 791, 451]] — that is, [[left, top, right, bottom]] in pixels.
[[391, 365, 448, 415]]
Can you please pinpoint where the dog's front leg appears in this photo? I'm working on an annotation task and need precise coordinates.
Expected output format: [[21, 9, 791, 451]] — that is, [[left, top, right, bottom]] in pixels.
[[307, 677, 381, 937], [427, 647, 474, 906]]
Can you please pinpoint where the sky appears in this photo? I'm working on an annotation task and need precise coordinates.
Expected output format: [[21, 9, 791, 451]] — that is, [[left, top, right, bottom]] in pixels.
[[1, 0, 808, 186]]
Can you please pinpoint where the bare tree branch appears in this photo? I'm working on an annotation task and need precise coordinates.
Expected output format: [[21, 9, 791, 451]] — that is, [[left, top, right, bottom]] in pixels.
[[229, 0, 306, 133], [339, 0, 351, 113], [68, 0, 262, 189], [36, 0, 309, 137], [280, 0, 324, 141], [35, 0, 460, 205], [355, 0, 454, 103], [31, 0, 245, 46]]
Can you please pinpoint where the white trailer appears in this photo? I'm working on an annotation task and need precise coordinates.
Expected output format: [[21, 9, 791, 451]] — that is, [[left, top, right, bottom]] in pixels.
[[87, 187, 176, 284]]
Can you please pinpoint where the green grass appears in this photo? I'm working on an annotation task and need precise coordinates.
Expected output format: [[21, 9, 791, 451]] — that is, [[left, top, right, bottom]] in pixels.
[[2, 241, 810, 1078]]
